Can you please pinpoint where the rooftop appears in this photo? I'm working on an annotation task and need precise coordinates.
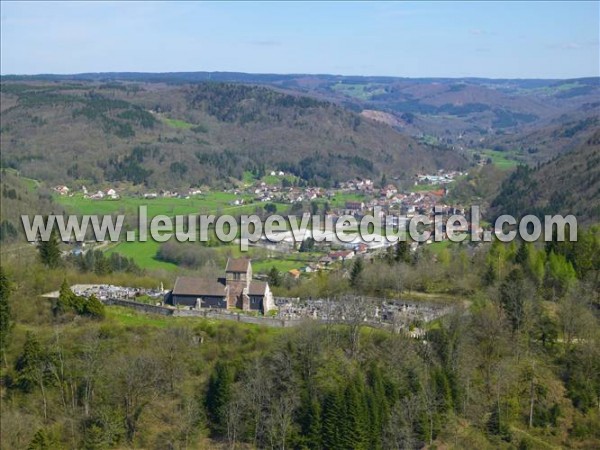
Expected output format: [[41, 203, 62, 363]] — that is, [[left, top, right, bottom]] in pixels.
[[226, 257, 251, 273], [172, 277, 227, 297]]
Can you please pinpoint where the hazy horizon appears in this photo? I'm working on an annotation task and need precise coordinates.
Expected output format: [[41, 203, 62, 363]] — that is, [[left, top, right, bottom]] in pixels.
[[2, 69, 599, 82], [1, 1, 598, 79]]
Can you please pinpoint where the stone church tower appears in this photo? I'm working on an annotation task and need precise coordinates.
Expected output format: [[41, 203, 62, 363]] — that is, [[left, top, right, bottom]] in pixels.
[[225, 258, 252, 309]]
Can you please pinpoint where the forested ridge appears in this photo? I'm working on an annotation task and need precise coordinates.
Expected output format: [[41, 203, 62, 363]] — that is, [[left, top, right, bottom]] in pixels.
[[0, 81, 467, 189], [491, 130, 600, 225]]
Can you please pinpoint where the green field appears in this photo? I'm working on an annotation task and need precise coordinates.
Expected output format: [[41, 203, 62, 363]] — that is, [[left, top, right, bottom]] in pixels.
[[106, 240, 178, 271], [262, 174, 298, 186], [56, 192, 274, 216], [2, 168, 39, 192], [331, 82, 386, 100], [106, 306, 174, 327], [427, 239, 454, 254], [162, 116, 196, 129], [326, 192, 369, 208], [106, 235, 321, 274], [420, 134, 439, 146], [57, 193, 291, 271], [410, 183, 446, 192], [480, 149, 520, 169], [253, 259, 304, 274]]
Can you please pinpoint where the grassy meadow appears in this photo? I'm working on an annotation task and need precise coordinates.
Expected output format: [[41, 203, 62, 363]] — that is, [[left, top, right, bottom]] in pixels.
[[480, 148, 521, 169]]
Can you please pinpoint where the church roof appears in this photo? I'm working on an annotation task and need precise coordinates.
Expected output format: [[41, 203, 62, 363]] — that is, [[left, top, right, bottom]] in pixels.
[[225, 258, 251, 273], [248, 280, 267, 296], [172, 276, 226, 297]]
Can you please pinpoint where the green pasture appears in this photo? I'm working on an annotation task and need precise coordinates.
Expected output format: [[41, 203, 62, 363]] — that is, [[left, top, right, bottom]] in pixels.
[[162, 117, 196, 129], [479, 149, 520, 169], [55, 192, 282, 217], [331, 82, 386, 101]]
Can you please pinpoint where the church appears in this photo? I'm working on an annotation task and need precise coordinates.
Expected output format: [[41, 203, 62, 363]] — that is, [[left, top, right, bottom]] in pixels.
[[166, 258, 275, 314]]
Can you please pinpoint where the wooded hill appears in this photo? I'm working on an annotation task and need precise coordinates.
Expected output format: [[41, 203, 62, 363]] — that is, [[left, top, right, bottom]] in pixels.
[[490, 130, 600, 224], [5, 73, 597, 161], [0, 169, 63, 242], [0, 82, 468, 189]]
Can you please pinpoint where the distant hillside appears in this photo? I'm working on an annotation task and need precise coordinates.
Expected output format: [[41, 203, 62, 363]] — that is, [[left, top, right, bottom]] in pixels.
[[490, 131, 600, 224], [485, 104, 599, 164], [5, 72, 597, 160], [0, 169, 63, 242], [0, 81, 468, 189]]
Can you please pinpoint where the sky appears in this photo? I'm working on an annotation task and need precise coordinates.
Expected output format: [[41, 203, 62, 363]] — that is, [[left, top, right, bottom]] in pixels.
[[1, 1, 598, 79]]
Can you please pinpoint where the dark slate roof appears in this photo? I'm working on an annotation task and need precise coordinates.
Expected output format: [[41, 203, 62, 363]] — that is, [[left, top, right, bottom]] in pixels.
[[248, 280, 267, 296], [226, 258, 250, 273], [172, 277, 226, 297]]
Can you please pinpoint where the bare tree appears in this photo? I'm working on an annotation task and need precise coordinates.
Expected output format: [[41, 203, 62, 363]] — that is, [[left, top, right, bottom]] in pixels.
[[338, 295, 374, 357], [111, 352, 162, 443]]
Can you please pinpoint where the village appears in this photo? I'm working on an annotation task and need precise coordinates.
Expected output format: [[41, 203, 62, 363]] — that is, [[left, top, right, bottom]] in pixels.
[[50, 168, 484, 279], [46, 172, 468, 333]]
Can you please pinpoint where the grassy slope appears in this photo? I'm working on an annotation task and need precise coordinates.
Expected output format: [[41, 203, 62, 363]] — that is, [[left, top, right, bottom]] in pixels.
[[56, 193, 292, 270]]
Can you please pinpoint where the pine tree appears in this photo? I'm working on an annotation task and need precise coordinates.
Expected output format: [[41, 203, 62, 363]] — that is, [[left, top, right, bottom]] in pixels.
[[15, 332, 44, 393], [366, 364, 390, 449], [487, 404, 510, 440], [500, 268, 526, 333], [321, 389, 343, 449], [27, 428, 59, 450], [38, 226, 61, 268], [83, 424, 106, 450], [483, 262, 496, 286], [432, 368, 454, 412], [55, 278, 75, 315], [268, 266, 281, 287], [205, 361, 234, 436], [94, 252, 112, 276], [342, 378, 368, 449], [0, 266, 13, 363], [83, 294, 106, 319], [515, 241, 530, 266], [395, 241, 411, 264], [350, 258, 364, 289], [300, 392, 322, 449]]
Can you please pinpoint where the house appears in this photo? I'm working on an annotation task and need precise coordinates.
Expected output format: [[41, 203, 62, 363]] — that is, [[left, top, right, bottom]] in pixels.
[[90, 190, 105, 200], [328, 250, 355, 261], [288, 269, 301, 279], [53, 185, 70, 196], [381, 184, 398, 199], [303, 264, 318, 273], [343, 201, 364, 215], [106, 188, 119, 199], [167, 258, 274, 314], [354, 243, 369, 254]]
